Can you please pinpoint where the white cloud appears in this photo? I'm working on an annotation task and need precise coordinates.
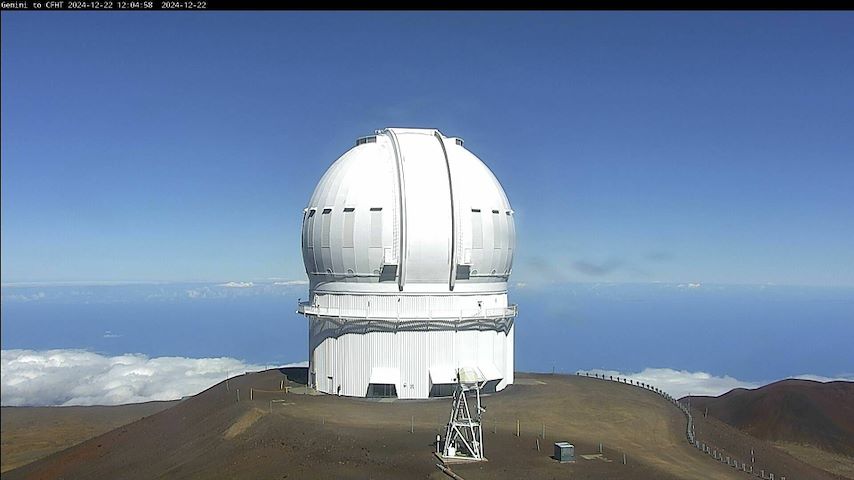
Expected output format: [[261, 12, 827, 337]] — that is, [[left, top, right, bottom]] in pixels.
[[1, 349, 305, 407], [272, 280, 308, 286], [279, 360, 308, 368], [0, 291, 46, 302], [4, 349, 848, 407], [584, 367, 757, 398], [217, 281, 254, 288], [186, 289, 205, 299], [102, 331, 122, 339]]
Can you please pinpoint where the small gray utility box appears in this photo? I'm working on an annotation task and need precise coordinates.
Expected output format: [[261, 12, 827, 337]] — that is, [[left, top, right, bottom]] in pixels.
[[554, 442, 575, 463]]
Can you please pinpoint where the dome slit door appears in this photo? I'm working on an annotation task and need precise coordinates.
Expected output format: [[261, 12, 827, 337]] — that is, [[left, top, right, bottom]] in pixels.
[[434, 131, 458, 292], [385, 129, 408, 292]]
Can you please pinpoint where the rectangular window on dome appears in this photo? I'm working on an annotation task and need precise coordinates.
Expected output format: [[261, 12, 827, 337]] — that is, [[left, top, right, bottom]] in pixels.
[[370, 208, 383, 248], [321, 208, 332, 248], [342, 208, 355, 248], [305, 209, 316, 246], [471, 209, 483, 249], [493, 209, 503, 250], [301, 210, 308, 248], [506, 210, 515, 272]]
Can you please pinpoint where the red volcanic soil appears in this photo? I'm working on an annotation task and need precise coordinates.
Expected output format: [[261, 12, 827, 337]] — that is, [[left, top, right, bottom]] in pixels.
[[684, 379, 854, 456], [1, 401, 177, 472]]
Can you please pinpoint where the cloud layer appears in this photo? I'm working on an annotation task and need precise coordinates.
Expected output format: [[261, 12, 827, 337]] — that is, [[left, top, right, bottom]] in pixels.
[[3, 349, 849, 406], [217, 281, 255, 288], [585, 367, 853, 399], [1, 349, 305, 407]]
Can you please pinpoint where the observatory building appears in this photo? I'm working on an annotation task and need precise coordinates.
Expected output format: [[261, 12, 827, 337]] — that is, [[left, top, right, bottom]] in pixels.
[[298, 128, 517, 399]]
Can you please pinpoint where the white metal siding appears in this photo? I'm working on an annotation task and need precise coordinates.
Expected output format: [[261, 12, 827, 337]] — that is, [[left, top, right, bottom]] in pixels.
[[310, 319, 514, 399]]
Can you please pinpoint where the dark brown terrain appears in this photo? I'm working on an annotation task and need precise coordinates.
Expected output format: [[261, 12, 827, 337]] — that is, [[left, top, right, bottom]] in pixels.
[[3, 371, 845, 480], [685, 380, 854, 455], [1, 401, 176, 473], [685, 379, 854, 478]]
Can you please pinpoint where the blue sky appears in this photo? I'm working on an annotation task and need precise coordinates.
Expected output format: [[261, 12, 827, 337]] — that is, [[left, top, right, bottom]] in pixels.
[[2, 12, 853, 286]]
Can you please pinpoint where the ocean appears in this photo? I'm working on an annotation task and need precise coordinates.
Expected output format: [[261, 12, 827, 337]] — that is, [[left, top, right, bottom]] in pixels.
[[2, 282, 852, 383]]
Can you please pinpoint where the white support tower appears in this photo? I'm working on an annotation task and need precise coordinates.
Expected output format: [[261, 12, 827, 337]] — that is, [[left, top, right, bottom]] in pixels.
[[442, 367, 487, 461]]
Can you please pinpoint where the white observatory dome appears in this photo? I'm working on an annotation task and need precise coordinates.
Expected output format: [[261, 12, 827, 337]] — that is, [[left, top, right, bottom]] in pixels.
[[301, 127, 515, 294], [298, 128, 518, 399]]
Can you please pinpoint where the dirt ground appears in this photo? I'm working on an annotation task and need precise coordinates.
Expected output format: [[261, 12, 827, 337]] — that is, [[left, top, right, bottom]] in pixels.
[[4, 370, 842, 479], [690, 405, 847, 480], [1, 402, 176, 473], [773, 442, 854, 479]]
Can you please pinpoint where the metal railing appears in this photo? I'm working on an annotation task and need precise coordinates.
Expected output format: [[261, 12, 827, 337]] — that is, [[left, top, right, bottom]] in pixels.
[[298, 302, 517, 322]]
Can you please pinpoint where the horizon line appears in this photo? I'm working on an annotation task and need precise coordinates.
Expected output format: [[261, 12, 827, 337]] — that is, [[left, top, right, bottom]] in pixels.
[[2, 279, 852, 289]]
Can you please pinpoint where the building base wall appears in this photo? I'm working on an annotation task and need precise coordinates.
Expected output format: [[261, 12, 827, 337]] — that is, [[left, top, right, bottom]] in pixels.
[[308, 320, 514, 399]]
